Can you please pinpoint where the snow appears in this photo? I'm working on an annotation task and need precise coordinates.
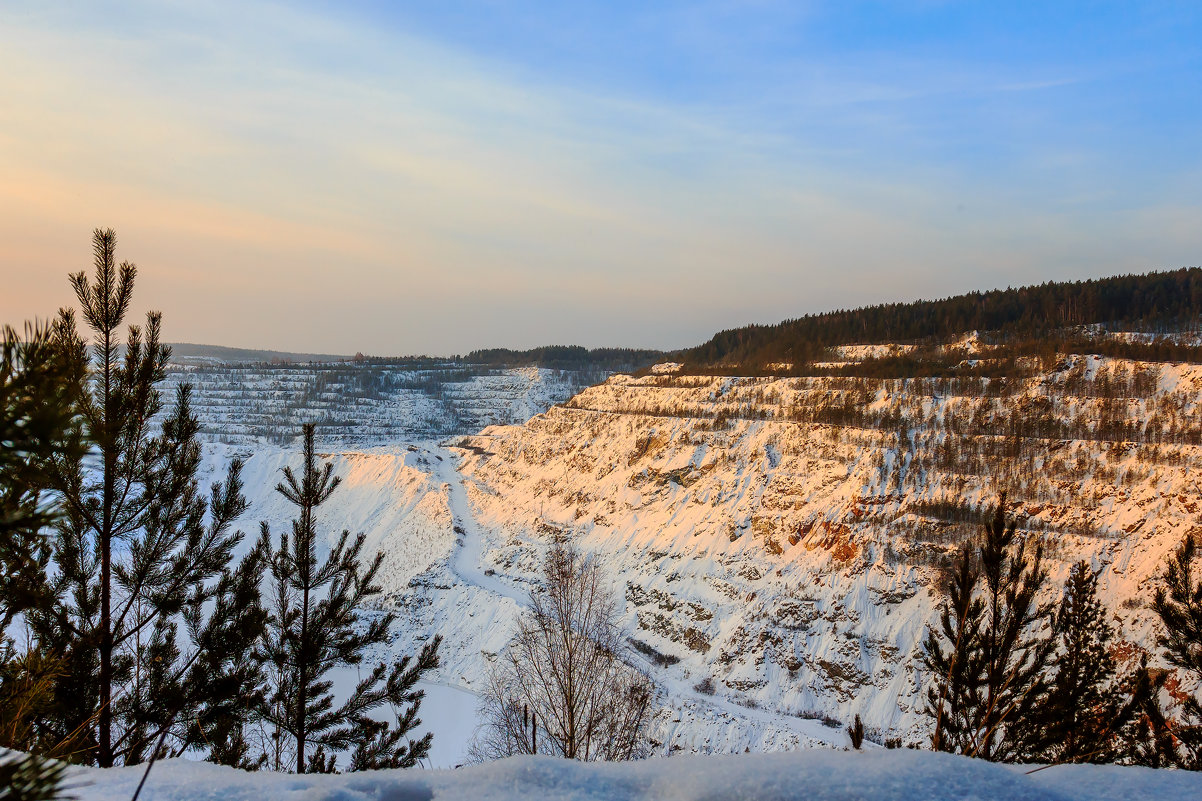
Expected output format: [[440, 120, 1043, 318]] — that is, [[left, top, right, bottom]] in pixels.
[[413, 682, 481, 769], [174, 346, 1202, 756], [156, 363, 601, 446], [831, 343, 920, 361], [434, 450, 529, 607], [448, 357, 1202, 743], [68, 750, 1202, 801], [37, 336, 1202, 797]]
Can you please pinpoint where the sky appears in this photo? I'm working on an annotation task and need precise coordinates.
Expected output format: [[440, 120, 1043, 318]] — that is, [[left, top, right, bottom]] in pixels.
[[2, 1, 1201, 355]]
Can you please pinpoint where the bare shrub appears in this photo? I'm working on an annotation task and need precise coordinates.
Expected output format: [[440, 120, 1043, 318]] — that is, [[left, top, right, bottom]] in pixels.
[[847, 714, 865, 749], [629, 638, 680, 666], [471, 544, 654, 762]]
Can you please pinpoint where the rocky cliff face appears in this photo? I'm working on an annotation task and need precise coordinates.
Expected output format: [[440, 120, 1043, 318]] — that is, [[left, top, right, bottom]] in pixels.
[[441, 347, 1201, 745], [193, 341, 1202, 754]]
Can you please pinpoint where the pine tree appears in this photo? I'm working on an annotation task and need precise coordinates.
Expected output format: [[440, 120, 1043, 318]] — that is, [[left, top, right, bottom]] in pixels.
[[257, 424, 440, 773], [37, 229, 266, 766], [1149, 535, 1202, 768], [922, 495, 1054, 761], [0, 751, 67, 801], [1034, 561, 1124, 763], [1115, 655, 1178, 768], [0, 320, 85, 633], [1, 319, 85, 800], [924, 543, 985, 754], [972, 498, 1055, 761]]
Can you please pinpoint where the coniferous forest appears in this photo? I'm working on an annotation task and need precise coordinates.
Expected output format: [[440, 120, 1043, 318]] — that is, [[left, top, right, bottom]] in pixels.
[[683, 269, 1202, 372]]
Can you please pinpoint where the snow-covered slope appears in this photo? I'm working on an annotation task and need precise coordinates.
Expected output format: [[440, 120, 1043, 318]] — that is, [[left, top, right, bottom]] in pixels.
[[203, 443, 454, 591], [162, 363, 606, 444], [192, 345, 1202, 756], [435, 353, 1202, 745], [72, 750, 1202, 801]]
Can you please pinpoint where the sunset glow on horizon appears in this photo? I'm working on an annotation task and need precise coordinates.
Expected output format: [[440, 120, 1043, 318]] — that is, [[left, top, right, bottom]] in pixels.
[[2, 1, 1200, 355]]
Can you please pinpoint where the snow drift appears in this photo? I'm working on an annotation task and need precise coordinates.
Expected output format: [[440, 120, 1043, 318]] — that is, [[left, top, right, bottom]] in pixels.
[[70, 750, 1201, 801]]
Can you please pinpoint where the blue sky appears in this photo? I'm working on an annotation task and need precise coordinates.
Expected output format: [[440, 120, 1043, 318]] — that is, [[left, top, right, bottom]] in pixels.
[[1, 1, 1200, 354]]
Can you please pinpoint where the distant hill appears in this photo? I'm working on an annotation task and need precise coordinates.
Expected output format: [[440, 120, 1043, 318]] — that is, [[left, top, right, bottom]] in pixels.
[[681, 268, 1202, 371], [165, 342, 350, 366], [167, 343, 666, 371]]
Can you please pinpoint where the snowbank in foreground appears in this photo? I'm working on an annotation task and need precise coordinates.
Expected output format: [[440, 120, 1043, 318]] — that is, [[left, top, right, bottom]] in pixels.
[[68, 750, 1200, 801]]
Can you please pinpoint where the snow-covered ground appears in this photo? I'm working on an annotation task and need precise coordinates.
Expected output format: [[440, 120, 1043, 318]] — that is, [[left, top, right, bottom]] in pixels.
[[181, 343, 1202, 759], [413, 683, 480, 769], [70, 750, 1202, 801], [199, 437, 851, 762], [446, 354, 1202, 743]]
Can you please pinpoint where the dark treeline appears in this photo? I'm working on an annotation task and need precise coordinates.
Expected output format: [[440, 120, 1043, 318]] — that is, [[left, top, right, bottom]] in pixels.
[[167, 344, 664, 374], [465, 345, 663, 371], [683, 268, 1202, 370]]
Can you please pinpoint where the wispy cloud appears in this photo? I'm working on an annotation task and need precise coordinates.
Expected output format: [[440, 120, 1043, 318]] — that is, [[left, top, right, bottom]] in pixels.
[[1, 0, 1200, 353]]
